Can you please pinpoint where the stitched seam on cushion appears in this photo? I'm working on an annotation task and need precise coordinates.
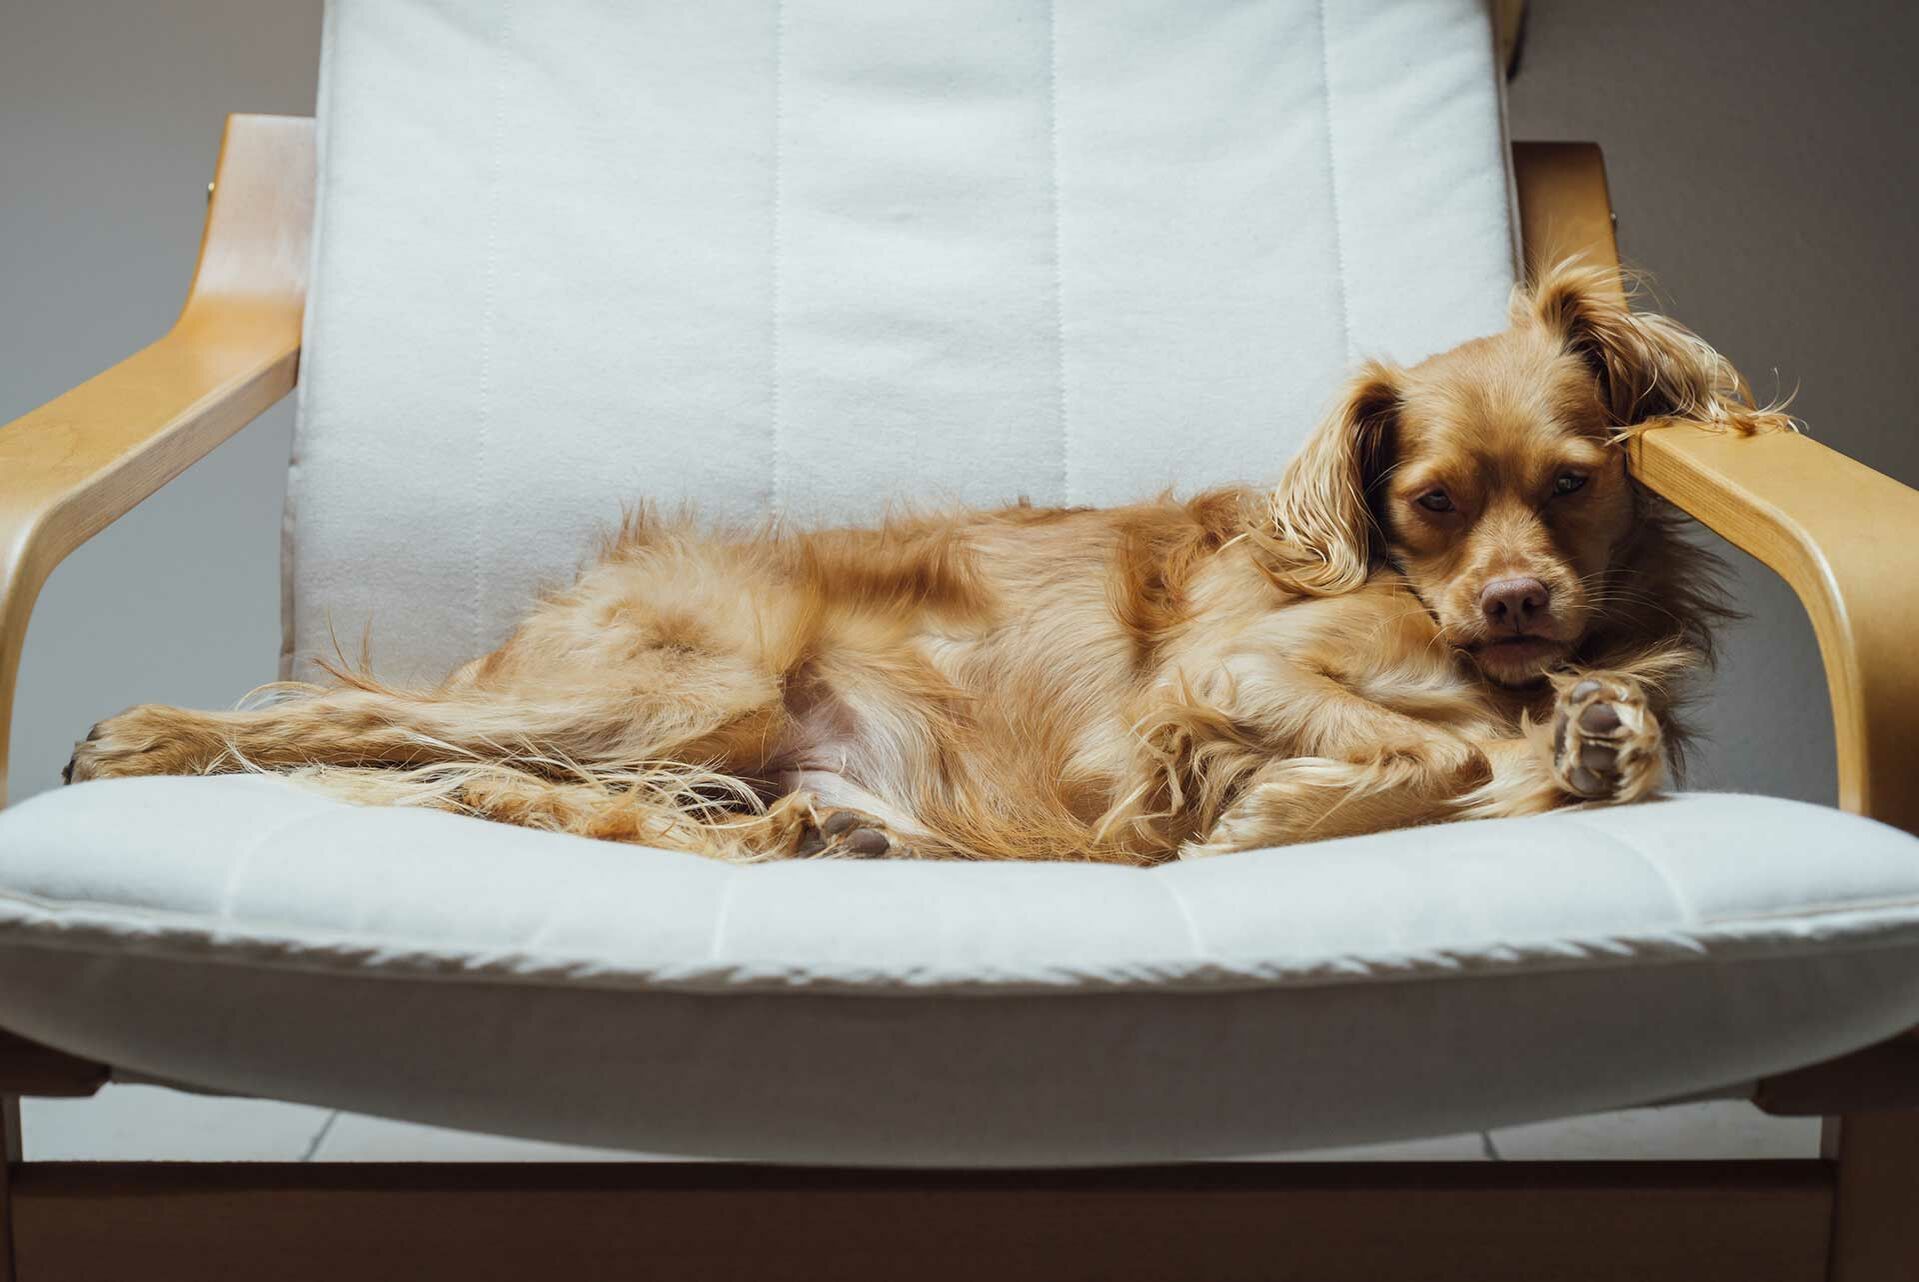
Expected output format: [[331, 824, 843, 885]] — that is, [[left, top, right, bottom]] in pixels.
[[217, 804, 346, 926], [283, 0, 344, 682], [1155, 877, 1207, 962], [9, 893, 1919, 999], [707, 865, 744, 964], [8, 913, 1919, 999], [470, 0, 514, 658], [1487, 3, 1525, 281], [1559, 811, 1699, 928], [1314, 0, 1356, 365], [1046, 0, 1072, 506], [768, 0, 788, 520], [1704, 894, 1919, 924]]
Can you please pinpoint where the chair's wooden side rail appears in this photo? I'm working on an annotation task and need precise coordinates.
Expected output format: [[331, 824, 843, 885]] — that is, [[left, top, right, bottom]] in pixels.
[[0, 1035, 102, 1102], [7, 1159, 1836, 1282], [1514, 142, 1919, 838], [0, 114, 313, 808]]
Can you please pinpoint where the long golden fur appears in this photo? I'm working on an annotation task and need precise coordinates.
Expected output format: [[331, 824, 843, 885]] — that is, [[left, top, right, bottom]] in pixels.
[[67, 261, 1791, 863]]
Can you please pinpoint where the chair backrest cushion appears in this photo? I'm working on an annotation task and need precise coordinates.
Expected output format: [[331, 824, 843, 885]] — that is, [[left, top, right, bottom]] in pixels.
[[286, 0, 1516, 680]]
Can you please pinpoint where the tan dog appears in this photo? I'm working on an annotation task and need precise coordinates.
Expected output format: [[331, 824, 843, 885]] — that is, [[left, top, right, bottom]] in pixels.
[[66, 261, 1788, 863]]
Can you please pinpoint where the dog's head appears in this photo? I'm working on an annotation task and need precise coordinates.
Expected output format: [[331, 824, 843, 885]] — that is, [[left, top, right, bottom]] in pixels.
[[1263, 260, 1786, 686]]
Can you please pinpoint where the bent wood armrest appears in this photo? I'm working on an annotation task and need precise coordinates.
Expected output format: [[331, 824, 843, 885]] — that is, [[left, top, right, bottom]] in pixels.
[[1628, 427, 1919, 834], [1514, 142, 1919, 837], [0, 115, 313, 807]]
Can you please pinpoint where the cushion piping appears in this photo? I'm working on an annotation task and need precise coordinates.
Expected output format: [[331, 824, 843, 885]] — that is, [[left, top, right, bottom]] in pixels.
[[4, 886, 1919, 999]]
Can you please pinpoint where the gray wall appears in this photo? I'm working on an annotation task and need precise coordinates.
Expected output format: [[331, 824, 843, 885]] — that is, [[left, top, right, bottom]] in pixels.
[[4, 1, 1915, 806]]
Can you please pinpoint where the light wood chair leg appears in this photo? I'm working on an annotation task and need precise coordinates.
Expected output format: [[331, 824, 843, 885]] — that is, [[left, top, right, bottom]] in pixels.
[[2, 1094, 19, 1282], [1829, 1112, 1919, 1281]]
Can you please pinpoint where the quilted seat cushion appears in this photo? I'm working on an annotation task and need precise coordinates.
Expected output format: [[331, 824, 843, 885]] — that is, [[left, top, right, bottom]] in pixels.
[[287, 0, 1516, 681], [3, 776, 1918, 1165]]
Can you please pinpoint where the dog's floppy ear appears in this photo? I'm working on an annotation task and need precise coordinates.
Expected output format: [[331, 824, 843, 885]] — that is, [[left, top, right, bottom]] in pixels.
[[1522, 258, 1793, 437], [1259, 362, 1402, 596]]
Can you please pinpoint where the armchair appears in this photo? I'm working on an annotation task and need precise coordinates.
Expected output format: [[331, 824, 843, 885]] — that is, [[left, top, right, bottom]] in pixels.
[[5, 9, 1919, 1280]]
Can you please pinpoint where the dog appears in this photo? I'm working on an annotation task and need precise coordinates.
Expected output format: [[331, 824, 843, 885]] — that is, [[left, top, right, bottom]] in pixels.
[[65, 260, 1788, 863]]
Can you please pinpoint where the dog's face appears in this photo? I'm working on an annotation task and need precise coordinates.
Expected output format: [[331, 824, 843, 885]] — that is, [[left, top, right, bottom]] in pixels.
[[1266, 260, 1776, 687], [1374, 326, 1634, 685]]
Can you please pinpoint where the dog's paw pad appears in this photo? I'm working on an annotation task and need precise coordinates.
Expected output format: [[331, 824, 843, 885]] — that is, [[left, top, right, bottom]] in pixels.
[[797, 808, 904, 859], [841, 827, 891, 856], [1550, 676, 1662, 803], [1577, 701, 1622, 734]]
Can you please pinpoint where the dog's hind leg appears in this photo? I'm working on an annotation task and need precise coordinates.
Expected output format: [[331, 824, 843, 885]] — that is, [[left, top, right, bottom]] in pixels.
[[62, 606, 803, 791], [67, 533, 818, 788], [282, 762, 798, 858], [65, 658, 791, 787], [369, 771, 921, 863]]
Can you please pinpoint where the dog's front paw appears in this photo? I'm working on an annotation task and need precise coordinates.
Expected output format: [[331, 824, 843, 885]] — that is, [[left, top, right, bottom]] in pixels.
[[1549, 676, 1664, 804], [63, 706, 224, 784]]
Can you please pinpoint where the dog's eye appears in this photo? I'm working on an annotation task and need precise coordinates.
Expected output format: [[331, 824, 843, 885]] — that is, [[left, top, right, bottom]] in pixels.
[[1415, 490, 1455, 513], [1553, 472, 1588, 496]]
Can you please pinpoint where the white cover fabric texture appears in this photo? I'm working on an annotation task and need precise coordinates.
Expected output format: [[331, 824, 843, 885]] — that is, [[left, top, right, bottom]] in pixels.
[[5, 779, 1919, 1164], [285, 0, 1517, 681]]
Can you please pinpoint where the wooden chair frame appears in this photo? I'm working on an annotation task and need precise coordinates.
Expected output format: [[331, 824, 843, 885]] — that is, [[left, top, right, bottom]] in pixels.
[[2, 115, 1917, 1281]]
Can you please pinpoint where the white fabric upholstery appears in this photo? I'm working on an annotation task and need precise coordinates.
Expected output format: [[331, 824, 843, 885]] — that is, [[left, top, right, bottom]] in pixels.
[[4, 778, 1919, 1164], [286, 0, 1516, 680]]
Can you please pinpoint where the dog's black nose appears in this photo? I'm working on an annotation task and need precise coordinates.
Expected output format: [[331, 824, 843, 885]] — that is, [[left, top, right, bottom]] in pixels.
[[1479, 577, 1549, 630]]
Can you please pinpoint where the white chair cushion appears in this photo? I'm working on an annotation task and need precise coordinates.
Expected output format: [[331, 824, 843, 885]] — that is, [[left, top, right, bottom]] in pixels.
[[4, 777, 1918, 1165], [286, 0, 1516, 680]]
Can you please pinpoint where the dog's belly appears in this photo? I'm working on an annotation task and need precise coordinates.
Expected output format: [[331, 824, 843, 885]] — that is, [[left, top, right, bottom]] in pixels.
[[762, 682, 952, 839], [768, 682, 867, 778], [763, 620, 1135, 836], [765, 662, 932, 802]]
